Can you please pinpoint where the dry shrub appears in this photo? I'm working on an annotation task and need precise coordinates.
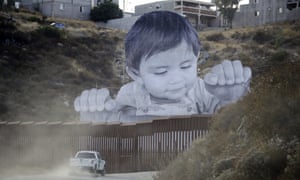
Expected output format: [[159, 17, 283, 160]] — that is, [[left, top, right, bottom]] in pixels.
[[231, 31, 250, 41], [155, 61, 300, 180], [206, 33, 225, 42], [269, 50, 289, 62], [202, 42, 211, 51], [252, 30, 274, 44]]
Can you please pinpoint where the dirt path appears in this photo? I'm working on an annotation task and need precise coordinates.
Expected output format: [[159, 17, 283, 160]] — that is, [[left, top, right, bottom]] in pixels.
[[0, 166, 157, 180], [0, 170, 157, 180]]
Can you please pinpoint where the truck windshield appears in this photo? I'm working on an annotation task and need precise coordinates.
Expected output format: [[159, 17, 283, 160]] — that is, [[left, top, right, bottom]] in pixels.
[[76, 153, 95, 159]]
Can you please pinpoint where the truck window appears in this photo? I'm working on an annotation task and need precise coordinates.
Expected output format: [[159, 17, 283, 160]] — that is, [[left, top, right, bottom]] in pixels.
[[76, 152, 96, 159]]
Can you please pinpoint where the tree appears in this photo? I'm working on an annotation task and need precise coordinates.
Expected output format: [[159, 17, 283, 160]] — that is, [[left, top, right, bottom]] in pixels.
[[90, 0, 123, 22], [0, 0, 15, 10], [214, 0, 240, 28]]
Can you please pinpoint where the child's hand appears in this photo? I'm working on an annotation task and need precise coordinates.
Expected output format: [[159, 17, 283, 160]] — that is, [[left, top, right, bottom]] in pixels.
[[204, 60, 252, 103], [74, 88, 116, 112]]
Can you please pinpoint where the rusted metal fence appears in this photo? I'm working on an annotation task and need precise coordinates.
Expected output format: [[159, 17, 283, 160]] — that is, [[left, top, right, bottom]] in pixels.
[[0, 115, 211, 173]]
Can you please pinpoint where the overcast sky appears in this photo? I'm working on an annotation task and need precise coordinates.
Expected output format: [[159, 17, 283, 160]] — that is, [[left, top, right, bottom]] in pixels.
[[119, 0, 250, 13]]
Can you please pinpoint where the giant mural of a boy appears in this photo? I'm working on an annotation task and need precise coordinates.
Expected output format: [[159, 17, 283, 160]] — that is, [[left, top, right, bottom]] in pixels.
[[74, 11, 252, 122]]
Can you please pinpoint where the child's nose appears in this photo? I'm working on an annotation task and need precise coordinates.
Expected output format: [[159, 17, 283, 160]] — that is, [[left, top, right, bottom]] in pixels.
[[169, 74, 184, 84]]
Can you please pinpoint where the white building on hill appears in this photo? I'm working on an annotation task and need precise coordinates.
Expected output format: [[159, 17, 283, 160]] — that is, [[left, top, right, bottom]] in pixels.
[[19, 0, 119, 20], [233, 0, 300, 27]]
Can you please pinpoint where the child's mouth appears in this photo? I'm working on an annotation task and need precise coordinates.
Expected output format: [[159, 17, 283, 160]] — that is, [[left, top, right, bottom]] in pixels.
[[167, 86, 185, 94]]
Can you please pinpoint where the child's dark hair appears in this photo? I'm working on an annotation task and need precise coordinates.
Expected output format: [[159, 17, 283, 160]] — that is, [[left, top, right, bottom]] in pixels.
[[125, 11, 201, 71]]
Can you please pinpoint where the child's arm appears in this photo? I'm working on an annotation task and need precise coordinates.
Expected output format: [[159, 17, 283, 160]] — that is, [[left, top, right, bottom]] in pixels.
[[203, 60, 252, 106]]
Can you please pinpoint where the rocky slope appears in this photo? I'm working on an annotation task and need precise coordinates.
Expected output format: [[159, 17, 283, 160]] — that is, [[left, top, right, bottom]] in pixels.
[[155, 21, 300, 180], [1, 10, 300, 180], [0, 11, 125, 122]]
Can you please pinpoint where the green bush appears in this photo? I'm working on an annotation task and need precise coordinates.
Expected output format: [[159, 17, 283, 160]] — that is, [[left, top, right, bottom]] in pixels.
[[90, 1, 123, 22], [252, 30, 273, 44], [34, 26, 64, 39], [27, 16, 42, 23], [269, 50, 289, 62]]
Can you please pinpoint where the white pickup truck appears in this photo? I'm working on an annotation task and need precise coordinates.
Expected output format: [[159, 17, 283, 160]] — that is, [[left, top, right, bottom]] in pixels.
[[69, 150, 106, 176]]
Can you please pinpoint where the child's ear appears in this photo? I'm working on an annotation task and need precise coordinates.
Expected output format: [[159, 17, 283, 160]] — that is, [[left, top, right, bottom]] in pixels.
[[126, 67, 144, 85]]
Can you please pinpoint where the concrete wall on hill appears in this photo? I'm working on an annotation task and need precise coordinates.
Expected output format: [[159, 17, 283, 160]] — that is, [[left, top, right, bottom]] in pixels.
[[135, 1, 174, 16], [233, 0, 300, 27], [20, 0, 119, 20], [98, 16, 140, 31]]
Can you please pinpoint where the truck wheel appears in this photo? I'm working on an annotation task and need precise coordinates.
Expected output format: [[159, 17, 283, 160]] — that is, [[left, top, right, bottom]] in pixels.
[[100, 169, 105, 176], [93, 166, 98, 177]]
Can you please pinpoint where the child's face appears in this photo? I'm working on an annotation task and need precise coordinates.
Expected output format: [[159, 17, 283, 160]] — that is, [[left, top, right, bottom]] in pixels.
[[138, 40, 198, 101]]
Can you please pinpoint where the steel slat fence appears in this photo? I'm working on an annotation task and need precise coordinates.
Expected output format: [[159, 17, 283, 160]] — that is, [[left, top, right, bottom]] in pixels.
[[0, 115, 211, 173]]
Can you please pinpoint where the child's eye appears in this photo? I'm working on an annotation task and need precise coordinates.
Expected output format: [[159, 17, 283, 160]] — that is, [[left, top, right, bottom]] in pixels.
[[181, 65, 191, 69], [154, 70, 167, 75], [180, 60, 193, 69], [153, 67, 168, 75]]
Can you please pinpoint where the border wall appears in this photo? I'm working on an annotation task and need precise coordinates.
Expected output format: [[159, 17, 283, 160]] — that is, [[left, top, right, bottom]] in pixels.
[[0, 115, 211, 173]]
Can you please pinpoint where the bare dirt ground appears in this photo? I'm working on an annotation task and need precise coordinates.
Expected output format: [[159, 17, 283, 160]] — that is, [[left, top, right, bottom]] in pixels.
[[0, 172, 157, 180], [0, 166, 157, 180]]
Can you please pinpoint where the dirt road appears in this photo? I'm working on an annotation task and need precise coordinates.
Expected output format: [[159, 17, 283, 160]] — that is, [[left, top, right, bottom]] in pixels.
[[0, 167, 157, 180], [0, 171, 157, 180]]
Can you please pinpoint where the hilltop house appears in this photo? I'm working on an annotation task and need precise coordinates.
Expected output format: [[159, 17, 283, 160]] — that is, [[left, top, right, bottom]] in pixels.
[[233, 0, 300, 27], [17, 0, 300, 30], [19, 0, 118, 20], [135, 0, 218, 30], [97, 0, 218, 31]]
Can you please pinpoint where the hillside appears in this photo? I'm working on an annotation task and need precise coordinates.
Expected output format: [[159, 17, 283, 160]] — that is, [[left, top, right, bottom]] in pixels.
[[1, 11, 300, 125], [0, 11, 126, 122], [1, 10, 300, 180], [155, 22, 300, 180]]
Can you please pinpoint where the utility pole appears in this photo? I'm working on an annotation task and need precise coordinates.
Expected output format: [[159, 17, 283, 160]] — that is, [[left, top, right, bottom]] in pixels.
[[51, 0, 54, 18], [181, 0, 183, 15], [123, 0, 125, 11], [198, 1, 201, 30]]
